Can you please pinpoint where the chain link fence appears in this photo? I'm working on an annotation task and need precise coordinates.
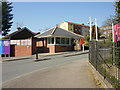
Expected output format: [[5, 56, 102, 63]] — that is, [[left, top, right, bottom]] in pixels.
[[89, 40, 120, 88]]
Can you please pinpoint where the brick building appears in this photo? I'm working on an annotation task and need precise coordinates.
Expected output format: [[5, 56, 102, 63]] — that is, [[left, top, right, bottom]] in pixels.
[[59, 21, 90, 37], [35, 26, 83, 53], [99, 25, 112, 39], [4, 27, 39, 57]]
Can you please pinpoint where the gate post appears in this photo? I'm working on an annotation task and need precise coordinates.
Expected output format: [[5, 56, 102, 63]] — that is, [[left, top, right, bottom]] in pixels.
[[95, 41, 98, 70], [89, 41, 91, 62]]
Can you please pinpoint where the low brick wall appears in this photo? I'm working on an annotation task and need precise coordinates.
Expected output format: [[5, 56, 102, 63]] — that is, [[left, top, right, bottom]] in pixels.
[[55, 45, 72, 53], [47, 45, 55, 53], [47, 45, 72, 53], [11, 45, 32, 57]]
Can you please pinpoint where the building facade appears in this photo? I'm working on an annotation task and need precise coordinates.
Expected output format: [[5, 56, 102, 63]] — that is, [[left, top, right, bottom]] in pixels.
[[59, 21, 90, 37], [35, 26, 83, 53], [99, 25, 112, 38], [3, 27, 38, 57]]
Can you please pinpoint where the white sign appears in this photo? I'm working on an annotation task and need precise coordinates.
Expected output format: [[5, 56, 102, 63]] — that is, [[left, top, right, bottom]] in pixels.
[[3, 41, 10, 46]]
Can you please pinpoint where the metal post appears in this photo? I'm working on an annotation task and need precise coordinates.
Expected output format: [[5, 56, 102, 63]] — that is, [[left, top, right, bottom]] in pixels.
[[95, 41, 97, 70], [112, 23, 114, 42], [89, 17, 92, 41], [36, 47, 38, 59], [82, 44, 84, 52], [95, 18, 98, 41]]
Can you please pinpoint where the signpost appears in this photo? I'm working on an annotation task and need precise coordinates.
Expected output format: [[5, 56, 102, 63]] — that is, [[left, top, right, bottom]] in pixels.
[[0, 39, 3, 55], [114, 23, 120, 42], [3, 39, 10, 54], [80, 38, 84, 52], [0, 39, 10, 55]]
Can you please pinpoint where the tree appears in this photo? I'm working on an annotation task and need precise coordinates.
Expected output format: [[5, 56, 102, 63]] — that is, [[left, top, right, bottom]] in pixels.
[[102, 16, 113, 26], [2, 0, 13, 36], [113, 0, 120, 23], [15, 22, 24, 29]]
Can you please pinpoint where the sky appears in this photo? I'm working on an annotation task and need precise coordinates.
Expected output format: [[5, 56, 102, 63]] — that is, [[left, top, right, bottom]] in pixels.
[[10, 2, 115, 33]]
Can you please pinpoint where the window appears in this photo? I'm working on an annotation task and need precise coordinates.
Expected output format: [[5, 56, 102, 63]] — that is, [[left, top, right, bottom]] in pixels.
[[66, 38, 69, 44], [48, 37, 54, 44], [11, 40, 31, 45], [47, 37, 71, 45], [56, 38, 60, 44], [75, 29, 78, 31], [51, 37, 54, 44], [10, 40, 20, 45], [61, 38, 65, 44], [21, 40, 27, 45], [48, 38, 50, 44], [27, 40, 31, 45]]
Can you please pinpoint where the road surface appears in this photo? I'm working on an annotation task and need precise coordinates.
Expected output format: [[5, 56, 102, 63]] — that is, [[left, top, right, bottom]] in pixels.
[[2, 54, 98, 88]]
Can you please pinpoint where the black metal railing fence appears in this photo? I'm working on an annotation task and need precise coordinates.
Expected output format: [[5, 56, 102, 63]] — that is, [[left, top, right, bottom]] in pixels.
[[89, 40, 120, 87]]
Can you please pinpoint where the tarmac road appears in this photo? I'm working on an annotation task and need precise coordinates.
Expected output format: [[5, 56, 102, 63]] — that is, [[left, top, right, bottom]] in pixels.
[[2, 54, 98, 88], [2, 54, 87, 82]]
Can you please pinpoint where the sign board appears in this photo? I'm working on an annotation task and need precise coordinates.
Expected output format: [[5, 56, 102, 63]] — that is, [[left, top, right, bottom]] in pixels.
[[0, 39, 10, 55], [80, 38, 84, 45], [3, 39, 10, 54], [0, 39, 3, 54], [114, 23, 120, 42]]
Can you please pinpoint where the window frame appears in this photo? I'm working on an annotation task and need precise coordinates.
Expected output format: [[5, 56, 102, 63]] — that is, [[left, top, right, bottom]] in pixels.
[[47, 37, 71, 45]]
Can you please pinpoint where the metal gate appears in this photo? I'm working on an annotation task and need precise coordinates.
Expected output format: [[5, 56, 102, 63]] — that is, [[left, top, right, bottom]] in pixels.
[[89, 40, 120, 87]]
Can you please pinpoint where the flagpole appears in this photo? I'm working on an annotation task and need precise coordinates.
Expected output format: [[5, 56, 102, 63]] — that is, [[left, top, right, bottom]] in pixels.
[[112, 23, 114, 42], [95, 18, 98, 41], [89, 17, 92, 41]]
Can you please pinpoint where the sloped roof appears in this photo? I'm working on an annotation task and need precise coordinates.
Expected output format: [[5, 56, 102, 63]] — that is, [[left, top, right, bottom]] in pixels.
[[35, 26, 84, 38], [3, 27, 36, 39]]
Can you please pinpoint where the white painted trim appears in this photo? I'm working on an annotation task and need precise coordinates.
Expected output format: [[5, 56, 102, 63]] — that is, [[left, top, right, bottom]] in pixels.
[[54, 37, 56, 44], [36, 35, 52, 38], [51, 26, 57, 35]]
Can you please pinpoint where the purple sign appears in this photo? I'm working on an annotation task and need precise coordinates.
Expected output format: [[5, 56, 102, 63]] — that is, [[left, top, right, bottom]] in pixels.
[[3, 39, 10, 54], [0, 39, 3, 54]]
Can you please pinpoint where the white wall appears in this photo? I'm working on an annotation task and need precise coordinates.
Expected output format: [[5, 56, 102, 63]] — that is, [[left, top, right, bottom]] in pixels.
[[59, 21, 68, 30]]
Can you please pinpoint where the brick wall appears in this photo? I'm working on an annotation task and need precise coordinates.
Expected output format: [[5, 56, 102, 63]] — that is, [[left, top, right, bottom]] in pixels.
[[10, 38, 35, 57], [55, 45, 72, 53], [14, 45, 32, 57], [46, 45, 72, 53], [47, 45, 55, 53]]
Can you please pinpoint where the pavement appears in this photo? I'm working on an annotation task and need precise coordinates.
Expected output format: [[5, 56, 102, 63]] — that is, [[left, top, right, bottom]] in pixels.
[[1, 50, 89, 62], [2, 55, 98, 88]]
